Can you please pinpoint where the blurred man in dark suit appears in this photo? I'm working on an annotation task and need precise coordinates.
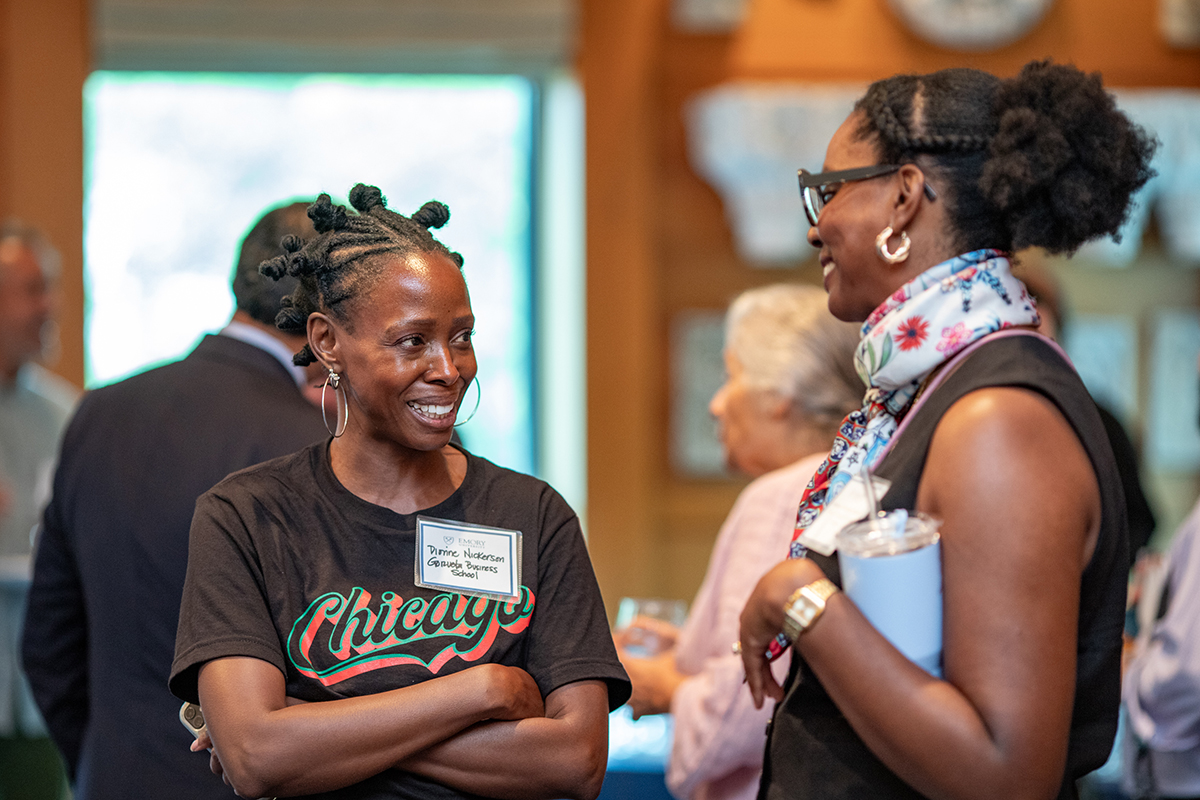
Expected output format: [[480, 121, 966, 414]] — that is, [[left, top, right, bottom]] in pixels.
[[0, 221, 77, 800], [22, 202, 328, 800]]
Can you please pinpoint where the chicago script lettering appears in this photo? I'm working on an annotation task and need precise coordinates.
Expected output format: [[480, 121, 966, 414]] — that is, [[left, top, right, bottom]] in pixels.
[[287, 586, 535, 685]]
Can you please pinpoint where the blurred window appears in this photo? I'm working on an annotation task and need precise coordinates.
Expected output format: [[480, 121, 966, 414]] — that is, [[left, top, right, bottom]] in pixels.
[[84, 72, 535, 473]]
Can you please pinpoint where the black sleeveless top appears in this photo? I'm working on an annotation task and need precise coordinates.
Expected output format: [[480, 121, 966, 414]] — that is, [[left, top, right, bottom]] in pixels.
[[759, 335, 1129, 800]]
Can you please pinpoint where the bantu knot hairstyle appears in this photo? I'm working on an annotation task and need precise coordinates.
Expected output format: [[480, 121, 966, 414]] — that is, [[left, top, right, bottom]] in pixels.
[[853, 61, 1157, 256], [258, 183, 465, 366], [232, 202, 316, 326]]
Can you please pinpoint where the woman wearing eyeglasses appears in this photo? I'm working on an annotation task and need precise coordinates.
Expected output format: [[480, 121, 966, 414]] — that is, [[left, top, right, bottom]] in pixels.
[[737, 62, 1155, 799]]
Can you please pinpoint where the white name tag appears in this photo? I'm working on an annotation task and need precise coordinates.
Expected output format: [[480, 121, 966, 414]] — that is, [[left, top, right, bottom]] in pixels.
[[415, 516, 523, 602], [796, 474, 892, 557]]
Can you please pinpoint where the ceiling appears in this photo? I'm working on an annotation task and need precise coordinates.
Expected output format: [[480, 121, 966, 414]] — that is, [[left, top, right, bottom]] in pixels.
[[93, 0, 576, 73]]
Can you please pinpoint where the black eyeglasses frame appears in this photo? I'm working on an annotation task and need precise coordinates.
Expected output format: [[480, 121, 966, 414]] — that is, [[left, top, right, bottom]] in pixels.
[[797, 165, 938, 227]]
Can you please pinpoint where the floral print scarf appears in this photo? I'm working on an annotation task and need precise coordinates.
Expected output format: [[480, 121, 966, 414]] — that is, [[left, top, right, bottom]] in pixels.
[[767, 249, 1039, 658]]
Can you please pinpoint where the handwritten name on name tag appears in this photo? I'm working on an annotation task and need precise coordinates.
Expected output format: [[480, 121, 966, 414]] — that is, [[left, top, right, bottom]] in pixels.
[[415, 516, 523, 602], [796, 474, 892, 556]]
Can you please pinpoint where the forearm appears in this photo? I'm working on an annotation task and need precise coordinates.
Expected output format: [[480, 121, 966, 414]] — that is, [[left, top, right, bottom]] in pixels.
[[798, 592, 1069, 800], [398, 681, 610, 800], [199, 660, 531, 798], [743, 555, 1076, 800]]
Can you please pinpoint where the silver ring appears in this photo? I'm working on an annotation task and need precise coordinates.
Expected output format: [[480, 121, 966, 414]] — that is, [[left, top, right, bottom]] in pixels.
[[731, 641, 742, 655]]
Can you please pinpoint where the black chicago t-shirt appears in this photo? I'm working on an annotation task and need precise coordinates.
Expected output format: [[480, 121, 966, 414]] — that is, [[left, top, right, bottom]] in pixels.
[[171, 442, 629, 799]]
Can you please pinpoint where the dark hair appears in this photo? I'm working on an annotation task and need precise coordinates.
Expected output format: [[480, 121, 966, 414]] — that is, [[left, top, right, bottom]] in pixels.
[[259, 184, 464, 366], [232, 202, 316, 326], [853, 61, 1157, 256]]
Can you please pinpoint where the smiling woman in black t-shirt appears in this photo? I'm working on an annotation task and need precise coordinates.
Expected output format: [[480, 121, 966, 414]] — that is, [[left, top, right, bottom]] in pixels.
[[169, 185, 629, 800]]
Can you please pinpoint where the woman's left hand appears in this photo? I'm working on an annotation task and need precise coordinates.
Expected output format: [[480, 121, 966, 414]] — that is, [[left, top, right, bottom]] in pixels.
[[616, 648, 685, 718], [738, 557, 826, 707]]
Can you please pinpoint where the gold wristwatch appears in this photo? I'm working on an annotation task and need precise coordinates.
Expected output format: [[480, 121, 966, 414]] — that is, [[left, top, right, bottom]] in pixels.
[[781, 578, 840, 641]]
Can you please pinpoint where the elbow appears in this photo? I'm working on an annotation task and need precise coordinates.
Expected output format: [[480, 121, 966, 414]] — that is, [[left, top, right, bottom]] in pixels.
[[573, 738, 609, 800], [964, 760, 1064, 800], [989, 781, 1061, 800], [557, 734, 608, 800], [228, 774, 273, 800], [575, 756, 607, 800], [220, 765, 271, 799], [214, 737, 284, 799]]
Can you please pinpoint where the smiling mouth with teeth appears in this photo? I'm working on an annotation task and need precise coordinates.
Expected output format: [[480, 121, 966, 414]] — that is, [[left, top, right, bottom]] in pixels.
[[408, 401, 456, 420], [823, 262, 835, 278]]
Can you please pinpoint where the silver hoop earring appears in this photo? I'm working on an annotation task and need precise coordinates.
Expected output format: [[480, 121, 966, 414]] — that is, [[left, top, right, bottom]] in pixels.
[[453, 377, 481, 428], [321, 368, 349, 438], [875, 226, 911, 265]]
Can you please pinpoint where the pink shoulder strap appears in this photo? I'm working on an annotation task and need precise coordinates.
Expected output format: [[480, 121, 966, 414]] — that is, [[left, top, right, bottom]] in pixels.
[[880, 328, 1072, 463]]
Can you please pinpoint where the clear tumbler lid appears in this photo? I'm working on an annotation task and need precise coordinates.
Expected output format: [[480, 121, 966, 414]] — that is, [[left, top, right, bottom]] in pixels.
[[838, 511, 941, 557]]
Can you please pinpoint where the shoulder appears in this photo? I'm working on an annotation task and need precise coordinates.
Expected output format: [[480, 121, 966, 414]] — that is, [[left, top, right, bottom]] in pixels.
[[726, 452, 822, 517], [749, 453, 825, 496], [89, 339, 319, 424], [18, 363, 79, 421], [77, 356, 182, 403], [20, 363, 79, 409], [928, 385, 1094, 492], [204, 443, 322, 506], [921, 386, 1099, 545], [463, 449, 561, 503], [77, 345, 214, 415], [927, 331, 1093, 453], [171, 335, 298, 391], [936, 385, 1069, 448], [459, 449, 580, 533]]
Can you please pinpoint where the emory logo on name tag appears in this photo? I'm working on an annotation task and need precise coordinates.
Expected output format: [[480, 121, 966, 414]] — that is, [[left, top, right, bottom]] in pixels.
[[796, 474, 892, 556], [415, 516, 523, 602]]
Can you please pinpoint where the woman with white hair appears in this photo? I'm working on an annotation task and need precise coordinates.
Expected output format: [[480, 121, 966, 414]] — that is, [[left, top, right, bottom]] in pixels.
[[614, 283, 862, 800]]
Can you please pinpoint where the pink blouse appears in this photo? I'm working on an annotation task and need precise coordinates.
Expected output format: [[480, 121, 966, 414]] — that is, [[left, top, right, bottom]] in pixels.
[[667, 454, 824, 800]]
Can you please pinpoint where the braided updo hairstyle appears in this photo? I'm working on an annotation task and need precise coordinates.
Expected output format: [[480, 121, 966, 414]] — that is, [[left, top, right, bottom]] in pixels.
[[259, 184, 465, 366], [853, 61, 1156, 256]]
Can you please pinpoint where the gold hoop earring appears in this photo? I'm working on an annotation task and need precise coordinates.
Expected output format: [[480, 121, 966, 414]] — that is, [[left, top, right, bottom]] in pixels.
[[453, 377, 481, 428], [322, 368, 349, 438], [875, 226, 911, 265]]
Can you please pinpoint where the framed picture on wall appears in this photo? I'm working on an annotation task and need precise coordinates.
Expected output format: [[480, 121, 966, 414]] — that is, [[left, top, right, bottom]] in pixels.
[[671, 310, 728, 478], [1147, 309, 1200, 471]]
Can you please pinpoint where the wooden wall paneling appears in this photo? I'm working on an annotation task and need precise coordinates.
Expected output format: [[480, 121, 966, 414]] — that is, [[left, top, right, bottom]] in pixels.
[[659, 30, 827, 602], [94, 0, 576, 73], [581, 0, 671, 613], [0, 0, 89, 389], [730, 0, 1200, 85]]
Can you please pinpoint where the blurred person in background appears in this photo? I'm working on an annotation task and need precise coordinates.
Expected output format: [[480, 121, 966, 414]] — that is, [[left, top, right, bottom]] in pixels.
[[1017, 260, 1158, 562], [1123, 495, 1200, 800], [615, 283, 862, 800], [22, 202, 327, 800], [0, 220, 77, 800], [1117, 353, 1200, 800]]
